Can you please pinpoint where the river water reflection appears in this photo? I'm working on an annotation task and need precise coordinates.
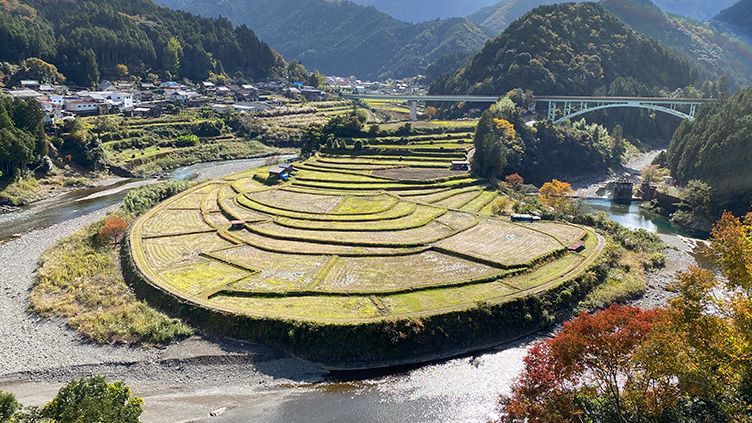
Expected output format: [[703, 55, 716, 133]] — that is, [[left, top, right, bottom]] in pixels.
[[200, 342, 532, 423], [579, 197, 700, 238]]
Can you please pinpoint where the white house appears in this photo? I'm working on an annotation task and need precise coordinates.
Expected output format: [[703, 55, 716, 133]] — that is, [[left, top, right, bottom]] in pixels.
[[111, 92, 134, 110], [48, 95, 64, 106], [65, 99, 99, 115]]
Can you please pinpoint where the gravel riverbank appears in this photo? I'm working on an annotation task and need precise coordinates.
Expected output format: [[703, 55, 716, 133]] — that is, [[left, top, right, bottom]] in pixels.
[[632, 243, 695, 310], [0, 203, 327, 422]]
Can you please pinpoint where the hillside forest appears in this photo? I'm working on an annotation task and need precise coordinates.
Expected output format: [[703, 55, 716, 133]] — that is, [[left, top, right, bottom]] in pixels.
[[472, 98, 625, 185], [430, 3, 696, 98], [0, 0, 277, 87], [666, 86, 752, 217]]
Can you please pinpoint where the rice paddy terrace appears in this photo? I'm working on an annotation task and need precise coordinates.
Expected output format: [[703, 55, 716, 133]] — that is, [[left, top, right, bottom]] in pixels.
[[126, 132, 605, 366]]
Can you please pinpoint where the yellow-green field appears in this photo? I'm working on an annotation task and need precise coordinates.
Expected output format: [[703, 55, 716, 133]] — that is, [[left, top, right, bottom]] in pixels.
[[129, 135, 604, 324]]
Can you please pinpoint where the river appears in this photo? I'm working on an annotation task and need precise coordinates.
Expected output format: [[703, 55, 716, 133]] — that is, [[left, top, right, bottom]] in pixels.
[[579, 198, 698, 238], [211, 345, 531, 423], [0, 154, 699, 423], [0, 157, 286, 244]]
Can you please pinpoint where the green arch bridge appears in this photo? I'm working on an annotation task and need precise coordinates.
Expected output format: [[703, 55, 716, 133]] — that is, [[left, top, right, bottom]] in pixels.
[[342, 94, 715, 123]]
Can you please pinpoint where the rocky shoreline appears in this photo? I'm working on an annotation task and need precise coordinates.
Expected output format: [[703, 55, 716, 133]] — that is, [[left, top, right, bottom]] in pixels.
[[572, 150, 663, 198], [632, 242, 696, 310]]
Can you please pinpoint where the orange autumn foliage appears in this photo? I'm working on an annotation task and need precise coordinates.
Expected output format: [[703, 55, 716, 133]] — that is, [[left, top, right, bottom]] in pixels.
[[502, 206, 752, 422], [539, 179, 574, 213], [97, 216, 128, 244]]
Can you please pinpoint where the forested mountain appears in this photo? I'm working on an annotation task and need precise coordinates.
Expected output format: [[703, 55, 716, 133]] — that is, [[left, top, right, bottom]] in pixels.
[[714, 0, 752, 34], [156, 0, 490, 80], [652, 0, 737, 21], [349, 0, 496, 23], [430, 3, 695, 98], [601, 0, 752, 90], [424, 50, 476, 84], [467, 0, 579, 35], [0, 0, 276, 87], [666, 87, 752, 215]]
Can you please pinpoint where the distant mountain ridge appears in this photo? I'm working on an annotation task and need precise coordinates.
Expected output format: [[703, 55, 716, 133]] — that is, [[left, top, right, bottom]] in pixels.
[[350, 0, 497, 23], [156, 0, 490, 80], [467, 0, 584, 35], [714, 0, 752, 34], [600, 0, 752, 90], [652, 0, 737, 21]]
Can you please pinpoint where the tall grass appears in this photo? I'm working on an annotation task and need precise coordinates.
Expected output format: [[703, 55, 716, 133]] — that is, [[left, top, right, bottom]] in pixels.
[[30, 181, 195, 345], [574, 212, 667, 311], [130, 141, 277, 176], [0, 178, 41, 206]]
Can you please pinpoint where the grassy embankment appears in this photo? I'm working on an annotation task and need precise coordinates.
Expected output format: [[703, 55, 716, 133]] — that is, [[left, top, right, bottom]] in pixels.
[[98, 115, 276, 176], [0, 178, 41, 206], [0, 160, 110, 207], [30, 181, 194, 345], [101, 102, 356, 176], [123, 121, 635, 367], [575, 213, 665, 310]]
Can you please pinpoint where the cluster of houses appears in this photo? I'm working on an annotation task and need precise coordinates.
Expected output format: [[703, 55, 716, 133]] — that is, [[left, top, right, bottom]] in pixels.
[[326, 75, 425, 96], [6, 80, 142, 123], [2, 78, 329, 124]]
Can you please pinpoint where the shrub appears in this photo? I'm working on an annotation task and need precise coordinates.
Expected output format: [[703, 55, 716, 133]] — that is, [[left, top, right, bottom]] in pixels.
[[96, 216, 128, 244], [0, 178, 41, 206], [0, 391, 18, 422], [194, 119, 225, 137], [122, 180, 190, 215], [174, 134, 200, 147], [42, 376, 143, 423], [40, 155, 54, 174]]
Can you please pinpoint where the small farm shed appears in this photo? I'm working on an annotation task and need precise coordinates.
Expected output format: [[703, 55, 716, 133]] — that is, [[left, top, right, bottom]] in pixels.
[[568, 240, 586, 252], [451, 161, 470, 171], [230, 220, 246, 230], [510, 214, 541, 222], [268, 166, 292, 179], [278, 163, 296, 173]]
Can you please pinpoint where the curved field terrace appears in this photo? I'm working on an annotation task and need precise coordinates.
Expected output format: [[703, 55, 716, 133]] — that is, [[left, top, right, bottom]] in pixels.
[[129, 157, 605, 326]]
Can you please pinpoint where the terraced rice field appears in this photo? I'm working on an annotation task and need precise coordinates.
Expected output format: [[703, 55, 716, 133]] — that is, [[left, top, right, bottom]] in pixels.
[[130, 138, 604, 324]]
